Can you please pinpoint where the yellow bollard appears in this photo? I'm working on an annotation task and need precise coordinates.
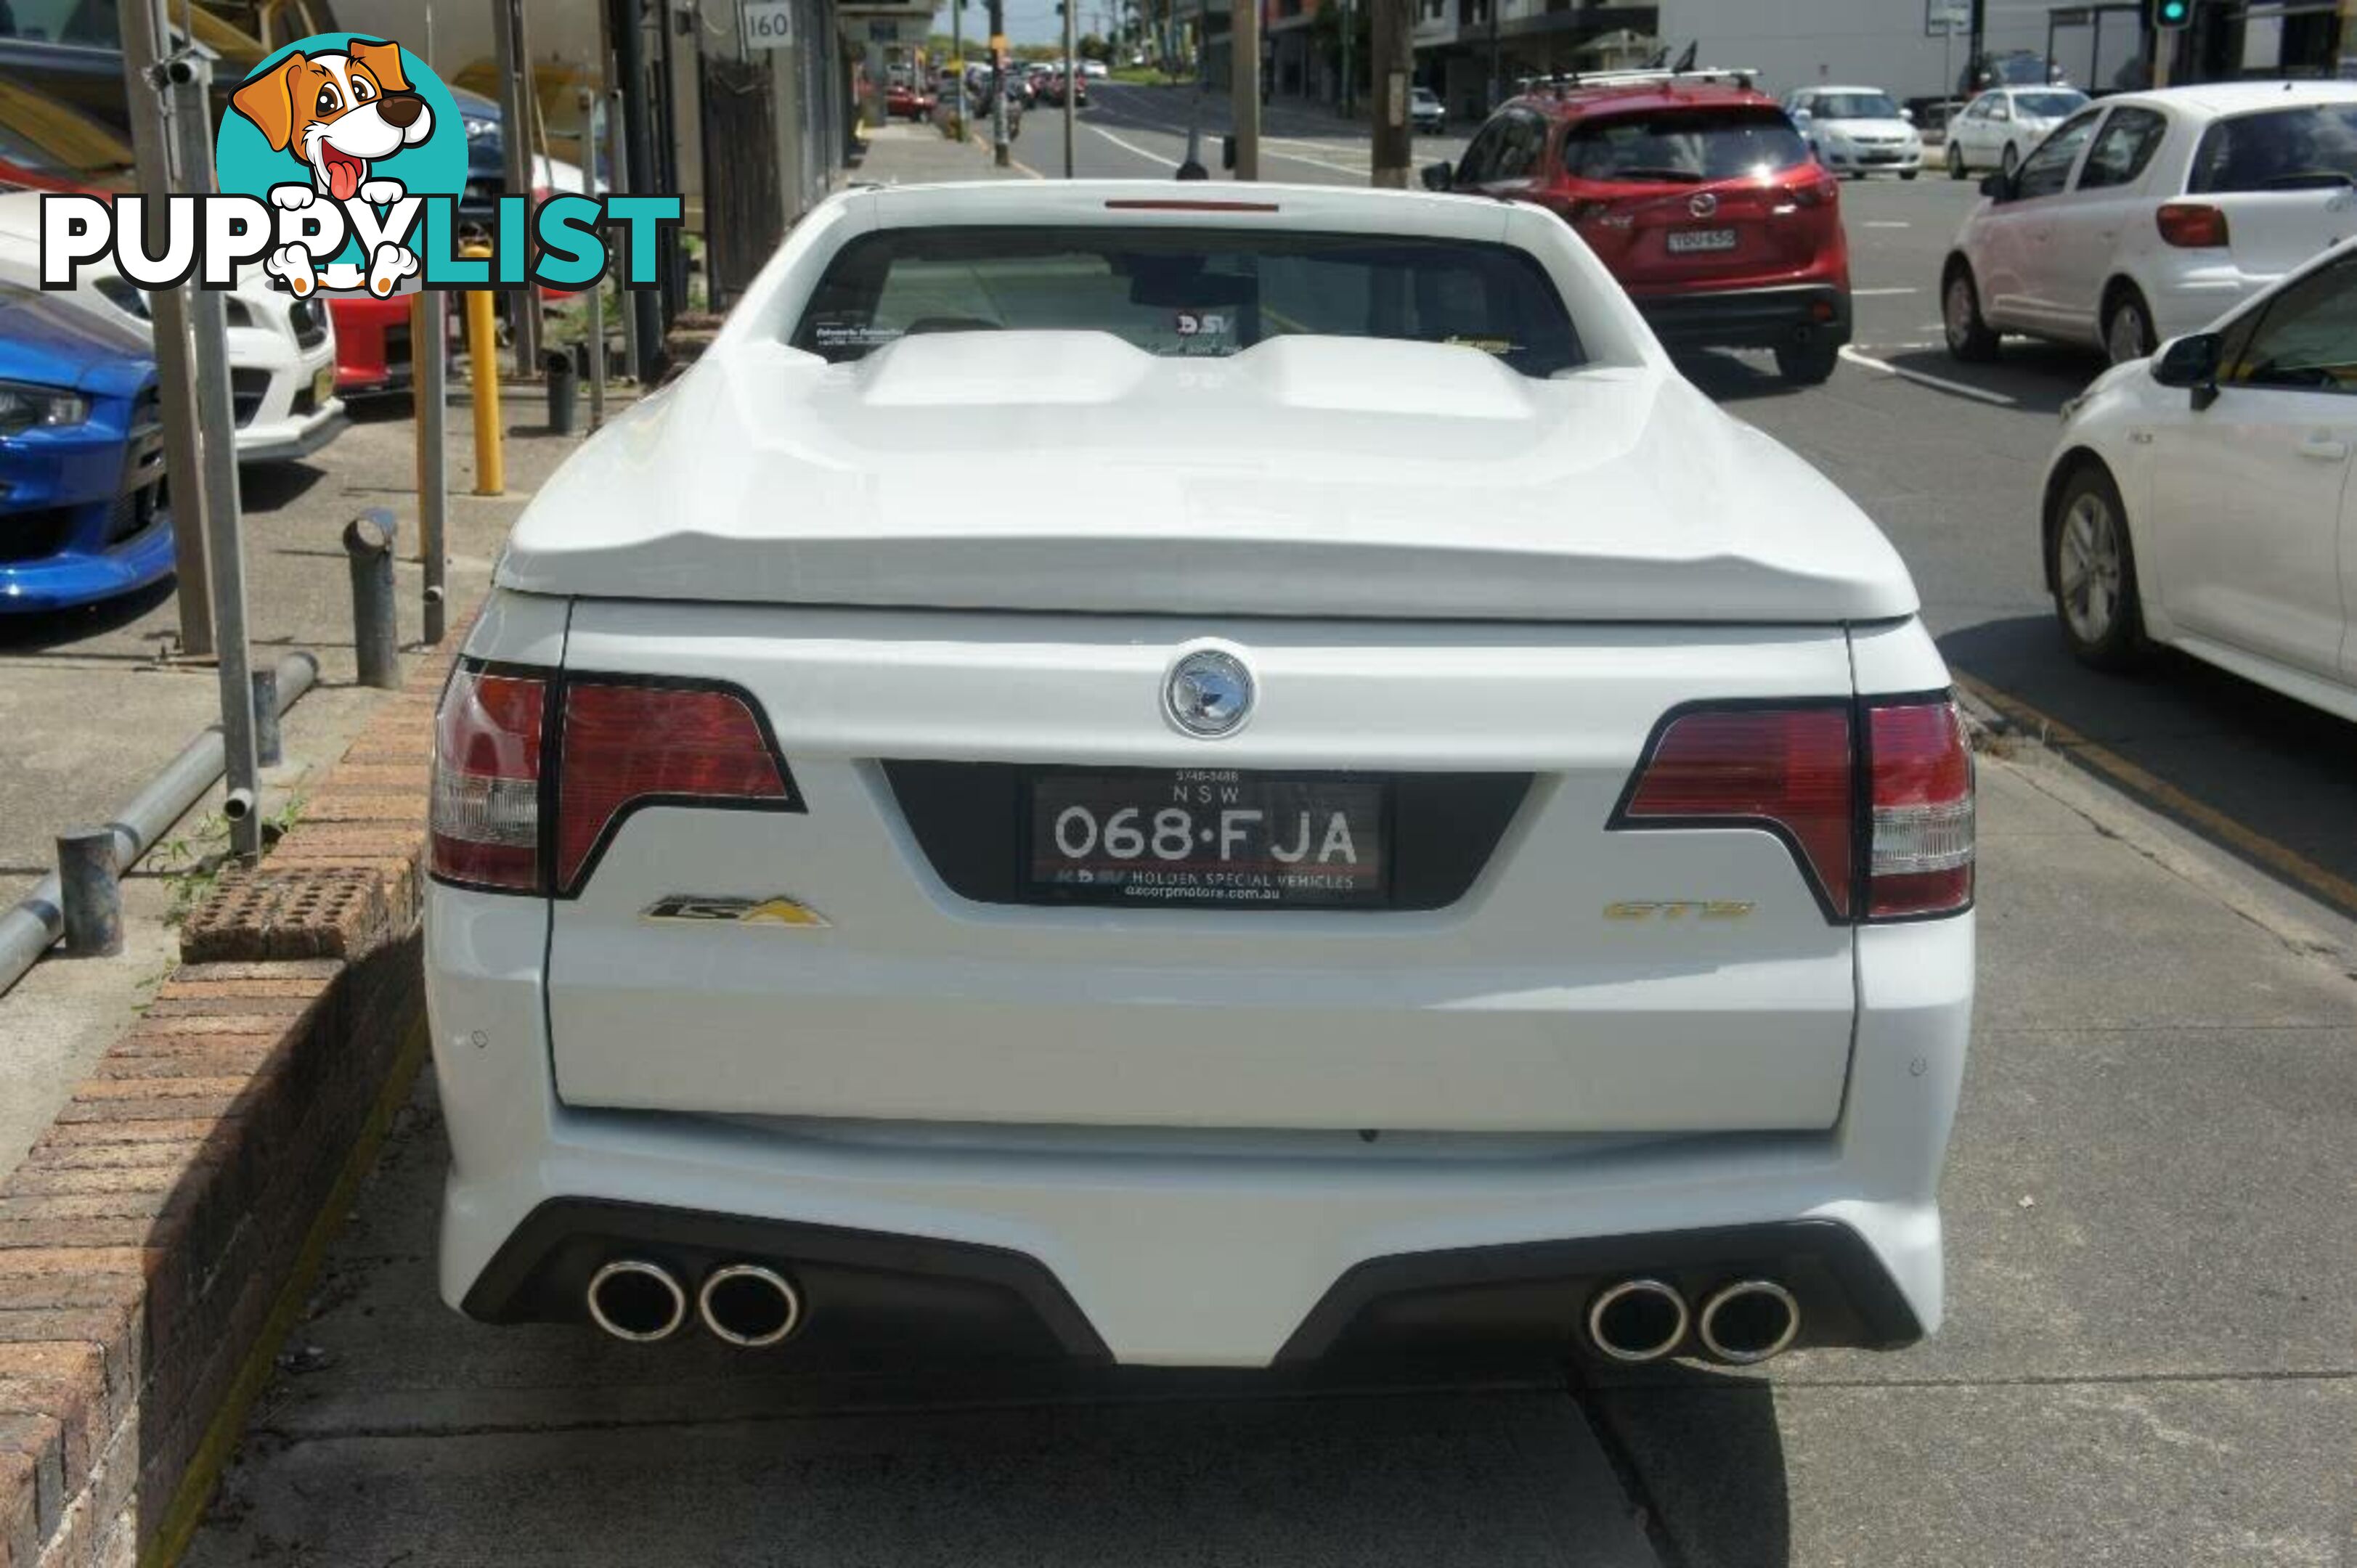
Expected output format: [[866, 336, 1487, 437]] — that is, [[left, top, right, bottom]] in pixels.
[[466, 288, 502, 497]]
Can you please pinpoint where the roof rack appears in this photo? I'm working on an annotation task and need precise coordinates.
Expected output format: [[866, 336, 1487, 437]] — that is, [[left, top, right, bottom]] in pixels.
[[1515, 67, 1759, 96]]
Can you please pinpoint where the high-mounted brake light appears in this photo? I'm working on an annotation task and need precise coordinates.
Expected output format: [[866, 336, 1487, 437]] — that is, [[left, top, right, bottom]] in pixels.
[[1612, 695, 1976, 924], [1616, 706, 1855, 919], [429, 664, 802, 899], [555, 681, 792, 894], [1865, 701, 1974, 918], [431, 666, 548, 893], [1102, 199, 1281, 213], [2157, 202, 2228, 248]]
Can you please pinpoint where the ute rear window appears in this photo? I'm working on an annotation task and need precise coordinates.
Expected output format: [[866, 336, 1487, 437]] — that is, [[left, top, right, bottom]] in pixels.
[[1563, 108, 1812, 184], [2189, 105, 2357, 193], [790, 226, 1584, 376]]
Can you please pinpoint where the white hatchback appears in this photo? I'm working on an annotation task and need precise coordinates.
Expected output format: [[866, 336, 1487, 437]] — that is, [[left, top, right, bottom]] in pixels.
[[2042, 237, 2357, 722], [1945, 80, 2357, 366], [1786, 85, 1924, 179], [426, 180, 1976, 1372]]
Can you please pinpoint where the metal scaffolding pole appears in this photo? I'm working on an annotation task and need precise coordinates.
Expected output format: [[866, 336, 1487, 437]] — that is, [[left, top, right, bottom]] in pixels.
[[118, 0, 212, 658], [494, 0, 538, 375], [158, 52, 264, 860]]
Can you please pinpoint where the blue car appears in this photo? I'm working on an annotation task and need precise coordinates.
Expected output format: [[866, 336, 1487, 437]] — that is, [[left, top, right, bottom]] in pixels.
[[0, 282, 172, 613]]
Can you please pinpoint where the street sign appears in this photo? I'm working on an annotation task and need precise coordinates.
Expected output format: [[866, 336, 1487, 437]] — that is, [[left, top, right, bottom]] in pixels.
[[1925, 0, 1969, 36], [741, 0, 794, 49]]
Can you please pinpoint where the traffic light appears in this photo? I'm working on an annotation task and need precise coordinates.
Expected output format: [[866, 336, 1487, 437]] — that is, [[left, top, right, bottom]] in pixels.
[[2153, 0, 2192, 30]]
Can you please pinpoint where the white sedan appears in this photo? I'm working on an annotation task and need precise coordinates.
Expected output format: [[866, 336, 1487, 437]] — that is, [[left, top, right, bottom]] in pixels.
[[0, 192, 345, 463], [2043, 237, 2357, 723], [1945, 79, 2357, 367], [424, 179, 1975, 1371], [1941, 85, 2089, 179]]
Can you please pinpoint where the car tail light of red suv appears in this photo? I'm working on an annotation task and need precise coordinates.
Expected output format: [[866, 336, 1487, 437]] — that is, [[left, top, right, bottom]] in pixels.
[[431, 661, 804, 897], [1612, 695, 1974, 923]]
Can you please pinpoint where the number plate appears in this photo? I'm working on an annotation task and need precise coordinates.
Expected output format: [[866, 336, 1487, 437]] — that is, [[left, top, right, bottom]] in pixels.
[[1666, 227, 1738, 253], [1025, 769, 1388, 907]]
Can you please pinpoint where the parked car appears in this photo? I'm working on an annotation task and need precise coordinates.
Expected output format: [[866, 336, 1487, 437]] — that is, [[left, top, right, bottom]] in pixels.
[[1425, 70, 1850, 384], [885, 78, 935, 121], [0, 282, 173, 612], [1943, 86, 2089, 179], [1411, 84, 1446, 134], [2041, 237, 2357, 721], [1082, 58, 1107, 79], [425, 179, 1974, 1371], [1783, 85, 1922, 179], [0, 192, 345, 462], [1944, 81, 2357, 367], [1959, 49, 2067, 98]]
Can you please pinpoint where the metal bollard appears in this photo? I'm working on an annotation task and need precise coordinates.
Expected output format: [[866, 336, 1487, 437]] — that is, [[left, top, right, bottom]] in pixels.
[[343, 508, 401, 690], [56, 829, 122, 957], [467, 288, 504, 496], [545, 347, 578, 435], [251, 666, 281, 767]]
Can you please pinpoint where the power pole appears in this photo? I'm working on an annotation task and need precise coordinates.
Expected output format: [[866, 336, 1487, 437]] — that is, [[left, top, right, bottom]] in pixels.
[[1063, 0, 1078, 176], [953, 0, 969, 134], [1234, 0, 1261, 177], [118, 0, 211, 658], [989, 0, 1011, 166], [1369, 0, 1408, 185], [494, 0, 537, 372]]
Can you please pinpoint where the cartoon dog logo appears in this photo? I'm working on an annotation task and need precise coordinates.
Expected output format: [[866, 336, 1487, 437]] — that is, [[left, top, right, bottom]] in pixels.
[[230, 39, 431, 298]]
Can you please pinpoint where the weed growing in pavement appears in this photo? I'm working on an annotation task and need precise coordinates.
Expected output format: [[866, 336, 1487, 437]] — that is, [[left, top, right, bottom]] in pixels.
[[152, 795, 308, 926]]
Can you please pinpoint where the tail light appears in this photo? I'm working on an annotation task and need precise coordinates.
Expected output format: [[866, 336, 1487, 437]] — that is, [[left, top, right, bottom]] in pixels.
[[1865, 701, 1974, 918], [1790, 175, 1841, 208], [554, 681, 791, 894], [430, 663, 802, 898], [1616, 706, 1856, 919], [431, 666, 548, 892], [2157, 203, 2228, 248], [1613, 695, 1974, 924]]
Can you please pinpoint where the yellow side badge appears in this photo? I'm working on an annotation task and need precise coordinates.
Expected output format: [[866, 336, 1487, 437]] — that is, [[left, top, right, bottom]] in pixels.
[[642, 895, 830, 928]]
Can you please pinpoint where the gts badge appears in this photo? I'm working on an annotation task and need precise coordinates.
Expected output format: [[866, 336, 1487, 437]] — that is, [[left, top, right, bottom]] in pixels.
[[642, 895, 829, 929], [1605, 900, 1755, 922]]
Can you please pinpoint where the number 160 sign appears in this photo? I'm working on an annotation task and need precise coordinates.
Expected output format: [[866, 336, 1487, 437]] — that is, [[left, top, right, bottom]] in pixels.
[[742, 0, 794, 49]]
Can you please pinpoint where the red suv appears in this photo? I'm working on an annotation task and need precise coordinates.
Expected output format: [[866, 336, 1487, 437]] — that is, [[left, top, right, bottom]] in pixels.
[[1427, 73, 1850, 384]]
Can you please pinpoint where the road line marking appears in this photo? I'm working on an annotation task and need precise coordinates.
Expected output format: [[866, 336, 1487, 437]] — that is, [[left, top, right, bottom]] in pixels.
[[1955, 672, 2357, 918], [1852, 286, 1920, 295], [1837, 345, 2017, 405], [1081, 121, 1178, 168], [1861, 220, 1912, 228]]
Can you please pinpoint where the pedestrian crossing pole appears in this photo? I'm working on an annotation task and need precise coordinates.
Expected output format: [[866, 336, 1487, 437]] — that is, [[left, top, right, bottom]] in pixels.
[[1063, 0, 1078, 176]]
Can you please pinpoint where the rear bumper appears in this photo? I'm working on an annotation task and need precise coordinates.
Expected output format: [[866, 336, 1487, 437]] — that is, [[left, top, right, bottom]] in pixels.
[[428, 888, 1969, 1366], [1630, 283, 1852, 354]]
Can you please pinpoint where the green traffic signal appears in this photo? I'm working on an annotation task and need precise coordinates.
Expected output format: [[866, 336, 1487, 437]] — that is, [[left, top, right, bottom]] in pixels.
[[2154, 0, 2192, 28]]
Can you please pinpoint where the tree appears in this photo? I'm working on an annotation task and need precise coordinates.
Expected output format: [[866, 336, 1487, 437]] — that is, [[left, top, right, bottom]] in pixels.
[[1079, 31, 1111, 61]]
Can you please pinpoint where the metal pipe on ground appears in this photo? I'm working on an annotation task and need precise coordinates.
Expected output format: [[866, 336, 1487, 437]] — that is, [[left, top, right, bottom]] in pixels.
[[0, 651, 320, 1000]]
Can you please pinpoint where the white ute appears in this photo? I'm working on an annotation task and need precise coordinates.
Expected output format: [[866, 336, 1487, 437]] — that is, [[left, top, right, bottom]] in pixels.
[[427, 181, 1977, 1368]]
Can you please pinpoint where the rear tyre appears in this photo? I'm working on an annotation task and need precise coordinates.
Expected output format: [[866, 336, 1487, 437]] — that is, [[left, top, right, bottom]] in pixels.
[[2103, 286, 2156, 365], [1947, 143, 1966, 179], [2000, 142, 2019, 178], [1775, 339, 1841, 385], [1943, 264, 2000, 362], [2049, 463, 2149, 670]]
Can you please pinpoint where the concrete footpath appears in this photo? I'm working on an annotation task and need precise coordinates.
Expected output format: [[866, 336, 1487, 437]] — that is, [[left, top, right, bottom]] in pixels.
[[0, 385, 613, 1184]]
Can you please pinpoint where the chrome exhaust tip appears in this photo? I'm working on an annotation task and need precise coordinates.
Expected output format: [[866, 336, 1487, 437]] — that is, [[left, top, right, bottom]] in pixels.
[[1585, 1278, 1690, 1363], [1696, 1279, 1801, 1365], [697, 1262, 805, 1347], [585, 1259, 688, 1342]]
